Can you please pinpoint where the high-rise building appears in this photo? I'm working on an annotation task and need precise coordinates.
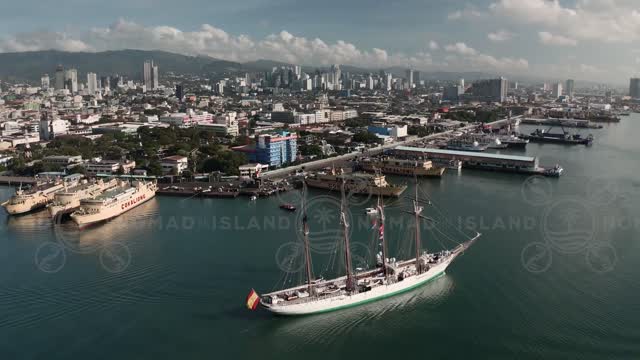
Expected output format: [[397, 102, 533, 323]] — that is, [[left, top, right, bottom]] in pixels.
[[55, 65, 65, 90], [414, 71, 421, 87], [175, 84, 184, 101], [565, 79, 575, 98], [330, 64, 341, 90], [405, 69, 414, 88], [234, 131, 298, 167], [629, 78, 640, 99], [100, 76, 110, 91], [552, 83, 563, 98], [152, 64, 159, 89], [64, 69, 78, 93], [215, 81, 224, 95], [87, 72, 98, 94], [41, 74, 50, 90], [443, 85, 465, 102], [472, 77, 508, 103], [143, 60, 159, 90], [386, 73, 393, 91]]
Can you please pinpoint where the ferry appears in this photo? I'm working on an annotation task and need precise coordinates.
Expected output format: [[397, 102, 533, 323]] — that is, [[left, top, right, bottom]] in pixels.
[[361, 157, 446, 177], [70, 180, 157, 228], [2, 174, 82, 215], [48, 178, 119, 219], [305, 169, 407, 197]]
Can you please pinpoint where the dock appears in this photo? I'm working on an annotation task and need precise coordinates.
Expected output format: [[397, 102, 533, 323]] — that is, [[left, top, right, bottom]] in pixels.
[[390, 146, 561, 177], [0, 176, 37, 186]]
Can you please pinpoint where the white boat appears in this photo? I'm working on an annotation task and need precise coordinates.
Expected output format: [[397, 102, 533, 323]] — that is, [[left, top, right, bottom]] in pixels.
[[365, 207, 377, 215], [70, 180, 157, 228], [2, 174, 82, 215], [256, 181, 480, 316], [48, 178, 119, 219]]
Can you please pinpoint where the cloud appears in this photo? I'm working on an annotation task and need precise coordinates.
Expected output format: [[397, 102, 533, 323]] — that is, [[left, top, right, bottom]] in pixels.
[[445, 42, 477, 56], [0, 31, 91, 52], [489, 0, 576, 26], [447, 5, 486, 20], [443, 42, 529, 72], [0, 19, 528, 75], [488, 0, 640, 43], [488, 30, 514, 42], [538, 32, 578, 46]]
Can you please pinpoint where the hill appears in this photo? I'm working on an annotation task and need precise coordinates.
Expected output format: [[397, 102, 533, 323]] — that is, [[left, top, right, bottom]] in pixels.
[[0, 49, 243, 83]]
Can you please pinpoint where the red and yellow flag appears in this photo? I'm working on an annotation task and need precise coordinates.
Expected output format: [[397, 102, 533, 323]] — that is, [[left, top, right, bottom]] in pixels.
[[246, 289, 260, 310]]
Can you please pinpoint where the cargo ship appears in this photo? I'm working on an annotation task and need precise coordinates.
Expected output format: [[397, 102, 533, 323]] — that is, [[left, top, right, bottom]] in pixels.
[[522, 126, 593, 145], [305, 169, 407, 197], [48, 178, 119, 219], [70, 180, 157, 228], [2, 174, 82, 215], [361, 157, 446, 177]]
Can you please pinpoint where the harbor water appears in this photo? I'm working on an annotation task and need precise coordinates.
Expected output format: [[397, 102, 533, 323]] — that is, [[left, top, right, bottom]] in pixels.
[[1, 117, 639, 359]]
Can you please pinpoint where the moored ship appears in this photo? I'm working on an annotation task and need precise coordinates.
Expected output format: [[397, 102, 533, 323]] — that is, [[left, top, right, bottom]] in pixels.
[[251, 181, 480, 316], [70, 180, 157, 228], [2, 174, 82, 215], [361, 157, 446, 177], [305, 169, 407, 197], [522, 126, 593, 145], [48, 178, 119, 219]]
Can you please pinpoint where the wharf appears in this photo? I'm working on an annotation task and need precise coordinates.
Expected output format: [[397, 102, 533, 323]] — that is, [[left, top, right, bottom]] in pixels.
[[156, 181, 294, 199], [157, 183, 239, 198], [391, 146, 561, 177], [521, 118, 603, 129], [0, 176, 37, 186]]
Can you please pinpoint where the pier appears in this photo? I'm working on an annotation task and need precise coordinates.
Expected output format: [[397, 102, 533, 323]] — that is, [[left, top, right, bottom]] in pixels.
[[0, 176, 37, 186], [390, 146, 561, 177]]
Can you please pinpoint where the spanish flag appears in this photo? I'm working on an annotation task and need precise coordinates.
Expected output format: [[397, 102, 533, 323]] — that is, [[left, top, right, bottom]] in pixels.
[[246, 289, 260, 310]]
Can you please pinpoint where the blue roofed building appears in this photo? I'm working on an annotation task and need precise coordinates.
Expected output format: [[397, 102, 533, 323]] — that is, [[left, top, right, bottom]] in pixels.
[[233, 131, 298, 168]]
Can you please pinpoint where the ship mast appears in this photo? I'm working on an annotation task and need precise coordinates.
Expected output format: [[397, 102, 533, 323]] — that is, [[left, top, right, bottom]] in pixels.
[[301, 181, 314, 295], [340, 180, 355, 292], [378, 195, 388, 278], [413, 176, 423, 274]]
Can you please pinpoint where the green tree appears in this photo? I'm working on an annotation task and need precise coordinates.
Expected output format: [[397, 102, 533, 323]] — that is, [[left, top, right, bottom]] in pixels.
[[201, 152, 247, 175], [352, 131, 380, 144], [147, 160, 163, 176]]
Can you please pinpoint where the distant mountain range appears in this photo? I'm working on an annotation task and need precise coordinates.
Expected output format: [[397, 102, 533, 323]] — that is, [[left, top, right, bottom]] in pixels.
[[0, 49, 510, 85]]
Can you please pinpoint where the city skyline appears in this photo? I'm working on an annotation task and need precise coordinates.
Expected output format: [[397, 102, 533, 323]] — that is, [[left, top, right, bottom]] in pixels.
[[0, 0, 639, 84]]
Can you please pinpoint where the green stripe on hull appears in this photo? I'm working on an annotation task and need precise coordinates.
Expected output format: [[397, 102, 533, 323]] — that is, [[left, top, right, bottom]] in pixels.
[[275, 271, 445, 316]]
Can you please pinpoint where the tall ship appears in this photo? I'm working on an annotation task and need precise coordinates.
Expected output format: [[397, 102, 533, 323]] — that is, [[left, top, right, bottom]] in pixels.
[[2, 174, 82, 215], [360, 157, 446, 177], [48, 178, 119, 219], [70, 180, 157, 228], [250, 182, 481, 315], [305, 169, 407, 197]]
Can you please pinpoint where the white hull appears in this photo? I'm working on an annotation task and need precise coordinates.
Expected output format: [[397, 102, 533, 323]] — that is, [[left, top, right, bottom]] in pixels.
[[262, 255, 455, 316], [70, 182, 157, 228], [3, 184, 65, 215], [48, 180, 117, 218]]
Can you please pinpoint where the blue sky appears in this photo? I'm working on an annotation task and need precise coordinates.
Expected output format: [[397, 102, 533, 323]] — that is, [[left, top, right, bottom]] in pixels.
[[0, 0, 638, 84]]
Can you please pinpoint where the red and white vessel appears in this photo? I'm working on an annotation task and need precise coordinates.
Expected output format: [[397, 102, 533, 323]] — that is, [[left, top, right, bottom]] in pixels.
[[70, 180, 157, 228]]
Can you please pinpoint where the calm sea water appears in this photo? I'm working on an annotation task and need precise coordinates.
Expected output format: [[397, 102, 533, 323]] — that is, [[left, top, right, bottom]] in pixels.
[[1, 117, 639, 359]]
